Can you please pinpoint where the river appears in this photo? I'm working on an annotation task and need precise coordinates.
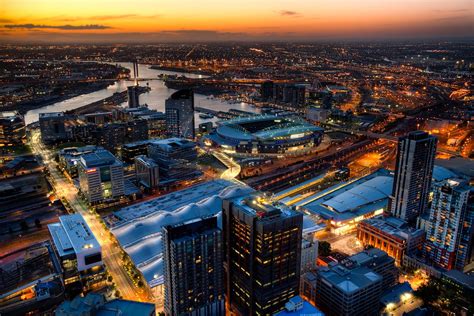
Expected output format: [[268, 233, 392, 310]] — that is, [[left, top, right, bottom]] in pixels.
[[24, 62, 259, 125]]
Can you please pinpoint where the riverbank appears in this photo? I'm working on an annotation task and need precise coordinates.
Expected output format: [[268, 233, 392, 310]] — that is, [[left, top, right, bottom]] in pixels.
[[5, 81, 117, 115], [149, 65, 214, 76]]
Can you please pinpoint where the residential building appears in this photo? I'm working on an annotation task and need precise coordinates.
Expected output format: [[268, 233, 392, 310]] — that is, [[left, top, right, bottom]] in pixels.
[[165, 89, 195, 139], [390, 131, 437, 223], [0, 111, 25, 146], [301, 239, 318, 273], [163, 217, 225, 316], [223, 195, 303, 316], [424, 179, 473, 270]]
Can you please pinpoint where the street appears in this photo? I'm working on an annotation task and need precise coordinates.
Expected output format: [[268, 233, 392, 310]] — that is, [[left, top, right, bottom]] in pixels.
[[29, 130, 154, 303]]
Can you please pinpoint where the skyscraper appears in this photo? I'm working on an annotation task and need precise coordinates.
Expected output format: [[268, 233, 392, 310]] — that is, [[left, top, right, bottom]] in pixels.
[[223, 195, 303, 316], [390, 131, 437, 223], [127, 86, 140, 108], [424, 179, 473, 270], [165, 89, 195, 139], [163, 216, 225, 316]]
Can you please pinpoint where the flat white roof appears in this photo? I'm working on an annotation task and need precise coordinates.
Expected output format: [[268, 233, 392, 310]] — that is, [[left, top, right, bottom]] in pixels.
[[48, 213, 100, 256]]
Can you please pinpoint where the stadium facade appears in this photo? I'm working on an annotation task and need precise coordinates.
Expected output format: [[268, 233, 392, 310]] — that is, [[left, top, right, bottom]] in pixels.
[[204, 115, 323, 156]]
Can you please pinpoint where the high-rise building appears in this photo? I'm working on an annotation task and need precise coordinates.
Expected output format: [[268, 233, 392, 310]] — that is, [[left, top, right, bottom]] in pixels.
[[223, 195, 303, 316], [260, 81, 274, 101], [127, 86, 140, 108], [78, 150, 124, 204], [165, 89, 195, 139], [424, 179, 473, 270], [390, 131, 437, 223], [48, 213, 106, 292], [163, 216, 225, 316], [134, 155, 159, 190], [39, 112, 69, 144], [300, 239, 318, 273], [0, 111, 25, 146]]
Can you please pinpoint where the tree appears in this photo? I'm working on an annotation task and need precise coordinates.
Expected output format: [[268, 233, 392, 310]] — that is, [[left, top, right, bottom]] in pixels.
[[414, 279, 440, 305], [318, 241, 331, 257]]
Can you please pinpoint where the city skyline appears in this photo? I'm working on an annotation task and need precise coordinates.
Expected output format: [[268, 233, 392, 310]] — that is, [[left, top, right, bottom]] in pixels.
[[1, 0, 473, 42]]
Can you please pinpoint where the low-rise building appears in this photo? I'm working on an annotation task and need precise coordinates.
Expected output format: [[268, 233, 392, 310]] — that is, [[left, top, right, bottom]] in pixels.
[[48, 214, 106, 292], [135, 155, 159, 190], [357, 216, 425, 265], [300, 249, 397, 316]]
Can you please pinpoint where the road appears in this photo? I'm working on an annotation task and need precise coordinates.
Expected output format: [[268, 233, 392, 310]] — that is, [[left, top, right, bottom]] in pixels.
[[29, 130, 153, 303], [212, 151, 241, 180]]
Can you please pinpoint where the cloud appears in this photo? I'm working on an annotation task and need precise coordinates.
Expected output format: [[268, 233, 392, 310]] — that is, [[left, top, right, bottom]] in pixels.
[[3, 23, 112, 30], [0, 19, 13, 23], [279, 10, 302, 17]]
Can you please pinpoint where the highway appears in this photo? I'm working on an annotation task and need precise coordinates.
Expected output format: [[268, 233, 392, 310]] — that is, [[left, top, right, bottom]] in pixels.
[[29, 130, 153, 303]]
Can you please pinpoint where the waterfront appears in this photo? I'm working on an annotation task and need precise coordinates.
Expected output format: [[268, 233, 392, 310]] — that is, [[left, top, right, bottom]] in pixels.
[[24, 62, 259, 125]]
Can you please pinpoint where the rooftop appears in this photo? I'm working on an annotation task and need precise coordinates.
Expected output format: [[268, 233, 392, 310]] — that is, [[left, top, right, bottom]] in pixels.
[[80, 150, 121, 168], [274, 295, 325, 316], [48, 213, 100, 257], [301, 169, 393, 222], [380, 282, 413, 306], [361, 216, 424, 241]]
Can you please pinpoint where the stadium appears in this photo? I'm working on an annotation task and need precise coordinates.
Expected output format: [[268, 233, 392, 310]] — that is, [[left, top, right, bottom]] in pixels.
[[204, 115, 324, 156]]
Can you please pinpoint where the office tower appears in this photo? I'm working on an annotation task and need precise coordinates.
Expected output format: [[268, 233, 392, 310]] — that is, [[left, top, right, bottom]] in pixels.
[[166, 89, 195, 139], [78, 150, 124, 204], [300, 249, 397, 316], [0, 111, 25, 146], [424, 179, 473, 270], [260, 80, 274, 101], [127, 86, 140, 108], [390, 131, 437, 223], [39, 112, 69, 144], [223, 196, 303, 316], [48, 213, 106, 291], [163, 217, 225, 316], [135, 155, 159, 190], [148, 138, 200, 183]]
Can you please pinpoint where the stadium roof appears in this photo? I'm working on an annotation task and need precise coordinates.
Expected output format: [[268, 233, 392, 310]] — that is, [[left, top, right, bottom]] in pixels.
[[215, 114, 323, 141]]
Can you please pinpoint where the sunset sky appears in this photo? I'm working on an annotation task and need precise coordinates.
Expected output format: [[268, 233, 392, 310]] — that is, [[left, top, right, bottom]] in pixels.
[[1, 0, 473, 42]]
